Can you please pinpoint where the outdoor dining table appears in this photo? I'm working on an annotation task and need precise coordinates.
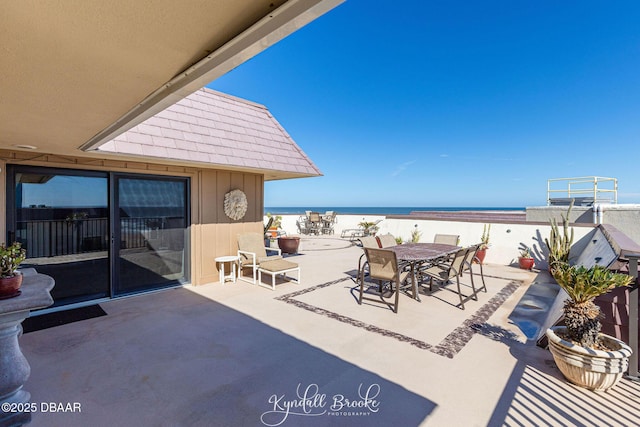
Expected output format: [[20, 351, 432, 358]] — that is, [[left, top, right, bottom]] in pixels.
[[388, 243, 460, 301]]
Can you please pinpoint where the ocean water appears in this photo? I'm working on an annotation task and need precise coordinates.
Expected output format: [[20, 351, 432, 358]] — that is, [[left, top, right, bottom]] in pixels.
[[264, 207, 525, 215]]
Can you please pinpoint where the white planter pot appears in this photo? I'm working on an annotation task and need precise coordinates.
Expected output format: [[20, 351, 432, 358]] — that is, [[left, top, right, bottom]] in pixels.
[[546, 326, 632, 391]]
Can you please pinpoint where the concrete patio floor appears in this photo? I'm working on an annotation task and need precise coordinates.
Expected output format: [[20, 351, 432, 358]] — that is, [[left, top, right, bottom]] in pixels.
[[19, 236, 640, 426]]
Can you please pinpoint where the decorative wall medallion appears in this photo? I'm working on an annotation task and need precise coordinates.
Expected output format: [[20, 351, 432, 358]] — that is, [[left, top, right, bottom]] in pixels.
[[224, 189, 248, 220]]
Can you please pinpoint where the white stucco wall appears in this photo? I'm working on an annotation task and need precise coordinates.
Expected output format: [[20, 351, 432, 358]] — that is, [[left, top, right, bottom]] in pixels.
[[270, 214, 595, 269]]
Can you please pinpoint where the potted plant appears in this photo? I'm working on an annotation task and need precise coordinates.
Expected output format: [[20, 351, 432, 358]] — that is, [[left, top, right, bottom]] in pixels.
[[358, 221, 379, 236], [0, 242, 27, 299], [518, 246, 535, 270], [475, 224, 490, 264], [266, 213, 282, 239], [546, 264, 634, 391], [263, 217, 274, 247]]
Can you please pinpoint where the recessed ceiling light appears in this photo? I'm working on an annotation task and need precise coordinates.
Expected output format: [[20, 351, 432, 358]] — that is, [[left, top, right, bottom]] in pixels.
[[13, 144, 38, 150]]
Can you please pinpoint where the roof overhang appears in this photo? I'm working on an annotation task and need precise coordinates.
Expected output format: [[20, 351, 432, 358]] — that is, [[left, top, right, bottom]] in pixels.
[[94, 88, 323, 180], [1, 0, 343, 157]]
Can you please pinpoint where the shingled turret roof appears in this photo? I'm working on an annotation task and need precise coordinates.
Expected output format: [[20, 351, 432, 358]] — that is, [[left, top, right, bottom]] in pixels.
[[96, 88, 322, 180]]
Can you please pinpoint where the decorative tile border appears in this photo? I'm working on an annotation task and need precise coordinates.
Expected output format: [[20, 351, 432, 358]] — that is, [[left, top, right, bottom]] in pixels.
[[276, 276, 522, 358]]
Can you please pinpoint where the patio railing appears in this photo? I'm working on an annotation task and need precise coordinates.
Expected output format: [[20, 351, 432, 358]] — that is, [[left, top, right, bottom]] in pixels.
[[547, 176, 618, 206], [17, 217, 171, 258], [18, 217, 109, 258]]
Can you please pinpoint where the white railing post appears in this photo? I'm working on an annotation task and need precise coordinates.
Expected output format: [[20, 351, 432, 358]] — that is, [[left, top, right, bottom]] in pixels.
[[547, 176, 617, 206]]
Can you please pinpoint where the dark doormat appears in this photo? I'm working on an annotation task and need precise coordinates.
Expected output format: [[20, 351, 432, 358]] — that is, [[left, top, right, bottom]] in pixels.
[[22, 305, 107, 333]]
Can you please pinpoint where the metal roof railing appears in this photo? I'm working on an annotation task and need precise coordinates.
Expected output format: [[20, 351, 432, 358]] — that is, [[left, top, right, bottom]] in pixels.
[[547, 176, 618, 206]]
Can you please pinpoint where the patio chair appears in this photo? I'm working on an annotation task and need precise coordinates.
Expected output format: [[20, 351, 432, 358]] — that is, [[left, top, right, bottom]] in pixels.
[[308, 211, 322, 235], [296, 216, 310, 234], [237, 232, 282, 285], [419, 247, 478, 310], [358, 248, 408, 313], [460, 244, 487, 294], [433, 234, 460, 246], [321, 211, 337, 234], [377, 233, 397, 248], [433, 234, 460, 262], [357, 235, 381, 283]]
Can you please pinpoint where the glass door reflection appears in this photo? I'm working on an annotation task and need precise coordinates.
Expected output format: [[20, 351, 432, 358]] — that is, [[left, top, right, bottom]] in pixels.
[[113, 175, 188, 295], [11, 167, 109, 305]]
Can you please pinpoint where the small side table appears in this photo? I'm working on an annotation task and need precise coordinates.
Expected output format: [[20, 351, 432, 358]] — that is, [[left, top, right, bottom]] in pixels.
[[215, 255, 239, 284]]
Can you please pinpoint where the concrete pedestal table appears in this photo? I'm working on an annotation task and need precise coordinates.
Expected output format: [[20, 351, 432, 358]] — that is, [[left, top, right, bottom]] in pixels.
[[0, 268, 54, 427]]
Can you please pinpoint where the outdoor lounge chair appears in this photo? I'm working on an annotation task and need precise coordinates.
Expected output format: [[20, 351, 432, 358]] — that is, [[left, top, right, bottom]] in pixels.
[[419, 247, 478, 310], [358, 248, 408, 313], [237, 232, 282, 285], [340, 219, 383, 240]]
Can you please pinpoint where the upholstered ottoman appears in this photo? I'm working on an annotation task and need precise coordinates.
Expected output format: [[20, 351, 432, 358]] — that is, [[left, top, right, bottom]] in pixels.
[[257, 259, 300, 290]]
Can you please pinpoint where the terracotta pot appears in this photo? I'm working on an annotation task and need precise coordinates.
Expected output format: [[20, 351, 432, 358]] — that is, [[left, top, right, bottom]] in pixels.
[[0, 273, 23, 299], [518, 257, 535, 270], [475, 248, 487, 264], [268, 227, 278, 238], [546, 326, 632, 391], [277, 236, 300, 254]]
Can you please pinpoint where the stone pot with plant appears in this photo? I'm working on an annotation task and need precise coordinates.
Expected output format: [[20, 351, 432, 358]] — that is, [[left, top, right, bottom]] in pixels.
[[546, 264, 633, 391], [518, 246, 535, 270], [0, 242, 27, 299]]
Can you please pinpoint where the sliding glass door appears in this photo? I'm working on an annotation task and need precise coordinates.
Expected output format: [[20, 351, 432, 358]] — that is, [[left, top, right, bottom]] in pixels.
[[8, 167, 110, 305], [7, 166, 190, 306], [113, 174, 189, 295]]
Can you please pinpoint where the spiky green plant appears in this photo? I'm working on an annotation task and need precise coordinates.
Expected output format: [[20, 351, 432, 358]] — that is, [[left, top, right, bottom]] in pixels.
[[545, 204, 574, 275], [358, 221, 379, 236], [552, 264, 633, 347], [410, 227, 422, 243], [266, 212, 282, 229], [263, 217, 274, 235], [0, 242, 26, 278], [519, 245, 533, 258], [480, 224, 491, 249]]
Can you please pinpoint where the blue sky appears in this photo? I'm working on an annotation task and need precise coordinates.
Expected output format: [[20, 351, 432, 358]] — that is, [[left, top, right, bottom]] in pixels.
[[209, 1, 640, 207]]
